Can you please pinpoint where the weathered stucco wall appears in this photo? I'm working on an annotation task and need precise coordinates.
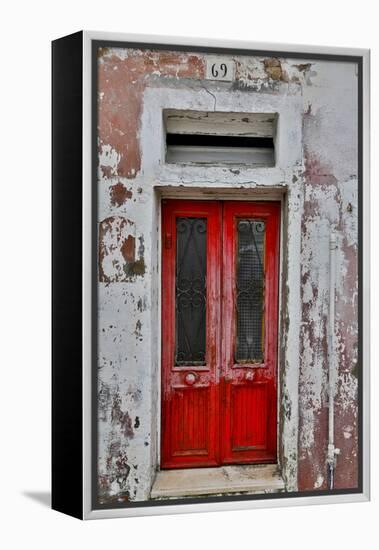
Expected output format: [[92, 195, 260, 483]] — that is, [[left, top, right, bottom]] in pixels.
[[96, 46, 358, 504], [299, 62, 358, 490]]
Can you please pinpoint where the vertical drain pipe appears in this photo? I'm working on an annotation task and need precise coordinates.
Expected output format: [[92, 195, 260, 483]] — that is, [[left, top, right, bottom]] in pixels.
[[327, 232, 339, 489]]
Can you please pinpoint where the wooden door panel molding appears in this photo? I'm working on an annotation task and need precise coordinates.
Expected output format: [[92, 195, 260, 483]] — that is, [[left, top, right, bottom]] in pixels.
[[161, 200, 280, 469], [231, 382, 268, 451], [170, 386, 210, 456]]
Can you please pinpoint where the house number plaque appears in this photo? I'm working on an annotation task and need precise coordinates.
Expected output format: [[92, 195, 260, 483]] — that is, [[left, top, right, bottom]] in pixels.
[[205, 58, 235, 81]]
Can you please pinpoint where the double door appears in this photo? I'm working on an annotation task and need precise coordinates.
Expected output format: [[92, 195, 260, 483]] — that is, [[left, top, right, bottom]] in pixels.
[[161, 200, 280, 468]]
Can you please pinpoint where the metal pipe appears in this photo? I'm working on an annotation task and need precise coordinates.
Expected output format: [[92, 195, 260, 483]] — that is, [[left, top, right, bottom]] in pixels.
[[327, 232, 340, 489]]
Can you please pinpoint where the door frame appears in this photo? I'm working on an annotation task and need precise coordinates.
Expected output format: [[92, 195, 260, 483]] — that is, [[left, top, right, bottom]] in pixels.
[[156, 191, 285, 472]]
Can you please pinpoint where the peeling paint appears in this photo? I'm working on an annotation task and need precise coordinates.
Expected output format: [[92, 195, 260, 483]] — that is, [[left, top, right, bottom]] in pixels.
[[111, 392, 134, 439], [98, 48, 205, 179], [99, 216, 146, 282], [110, 182, 133, 206], [297, 67, 358, 490], [263, 58, 283, 81]]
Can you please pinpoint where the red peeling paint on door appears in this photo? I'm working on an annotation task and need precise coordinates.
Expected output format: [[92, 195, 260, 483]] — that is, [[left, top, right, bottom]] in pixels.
[[161, 200, 280, 468]]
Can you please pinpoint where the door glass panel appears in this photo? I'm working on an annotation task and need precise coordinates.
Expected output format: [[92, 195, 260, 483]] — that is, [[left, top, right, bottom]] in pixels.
[[175, 217, 207, 365], [235, 219, 265, 363]]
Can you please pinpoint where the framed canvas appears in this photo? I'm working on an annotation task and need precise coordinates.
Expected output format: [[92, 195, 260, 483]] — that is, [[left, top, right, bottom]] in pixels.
[[52, 31, 370, 519]]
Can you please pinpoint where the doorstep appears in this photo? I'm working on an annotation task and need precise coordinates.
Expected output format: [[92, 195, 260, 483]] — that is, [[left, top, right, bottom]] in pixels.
[[151, 464, 285, 499]]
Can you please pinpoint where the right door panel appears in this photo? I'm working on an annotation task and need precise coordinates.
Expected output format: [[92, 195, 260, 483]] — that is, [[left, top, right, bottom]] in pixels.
[[221, 202, 280, 464]]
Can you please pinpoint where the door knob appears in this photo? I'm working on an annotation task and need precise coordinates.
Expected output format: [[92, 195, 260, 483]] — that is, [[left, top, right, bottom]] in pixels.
[[184, 373, 197, 385]]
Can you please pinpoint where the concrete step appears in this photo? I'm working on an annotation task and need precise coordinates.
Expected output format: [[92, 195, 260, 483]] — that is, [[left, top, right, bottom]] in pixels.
[[151, 464, 285, 499]]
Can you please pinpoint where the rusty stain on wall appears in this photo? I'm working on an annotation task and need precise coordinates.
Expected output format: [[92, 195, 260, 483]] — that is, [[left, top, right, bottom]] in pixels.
[[263, 58, 283, 81], [110, 182, 132, 206], [112, 391, 134, 439]]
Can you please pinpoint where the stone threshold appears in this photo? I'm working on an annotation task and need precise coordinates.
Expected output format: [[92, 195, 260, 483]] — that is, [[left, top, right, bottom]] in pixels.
[[151, 464, 285, 499]]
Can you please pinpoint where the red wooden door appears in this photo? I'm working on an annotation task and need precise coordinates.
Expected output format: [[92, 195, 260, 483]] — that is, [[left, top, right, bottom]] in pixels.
[[161, 200, 280, 469], [221, 202, 280, 464]]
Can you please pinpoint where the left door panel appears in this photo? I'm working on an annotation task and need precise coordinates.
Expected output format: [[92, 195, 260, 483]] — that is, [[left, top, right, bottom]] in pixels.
[[161, 200, 221, 468]]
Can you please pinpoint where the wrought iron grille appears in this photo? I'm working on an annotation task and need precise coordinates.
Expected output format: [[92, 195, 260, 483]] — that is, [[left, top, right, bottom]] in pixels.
[[175, 218, 207, 366], [235, 219, 265, 362]]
